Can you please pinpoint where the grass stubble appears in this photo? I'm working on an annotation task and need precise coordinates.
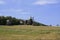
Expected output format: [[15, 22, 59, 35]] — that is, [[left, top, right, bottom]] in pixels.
[[0, 25, 60, 40]]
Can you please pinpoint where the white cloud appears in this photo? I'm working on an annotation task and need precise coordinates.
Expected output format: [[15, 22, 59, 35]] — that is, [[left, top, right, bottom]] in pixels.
[[0, 9, 30, 14], [33, 0, 58, 5], [0, 9, 22, 12], [17, 12, 30, 14], [0, 0, 6, 4]]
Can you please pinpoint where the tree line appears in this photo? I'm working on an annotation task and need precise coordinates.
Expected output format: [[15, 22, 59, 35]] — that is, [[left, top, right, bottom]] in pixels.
[[0, 16, 47, 26]]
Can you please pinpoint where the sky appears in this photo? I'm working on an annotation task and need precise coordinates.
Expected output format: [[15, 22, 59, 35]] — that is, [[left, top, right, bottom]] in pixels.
[[0, 0, 60, 26]]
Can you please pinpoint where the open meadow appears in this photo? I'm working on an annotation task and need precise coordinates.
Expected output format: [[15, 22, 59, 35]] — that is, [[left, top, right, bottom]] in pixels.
[[0, 25, 60, 40]]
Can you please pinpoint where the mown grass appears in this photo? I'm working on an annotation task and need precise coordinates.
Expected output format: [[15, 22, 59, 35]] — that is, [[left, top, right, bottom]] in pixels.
[[0, 25, 60, 40]]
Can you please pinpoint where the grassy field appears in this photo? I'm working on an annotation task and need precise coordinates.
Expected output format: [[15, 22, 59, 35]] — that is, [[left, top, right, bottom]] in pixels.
[[0, 25, 60, 40]]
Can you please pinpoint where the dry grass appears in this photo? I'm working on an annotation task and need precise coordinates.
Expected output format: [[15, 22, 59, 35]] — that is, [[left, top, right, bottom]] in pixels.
[[0, 25, 60, 40]]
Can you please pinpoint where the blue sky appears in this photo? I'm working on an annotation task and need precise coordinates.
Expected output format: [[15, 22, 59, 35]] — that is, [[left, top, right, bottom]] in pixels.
[[0, 0, 60, 26]]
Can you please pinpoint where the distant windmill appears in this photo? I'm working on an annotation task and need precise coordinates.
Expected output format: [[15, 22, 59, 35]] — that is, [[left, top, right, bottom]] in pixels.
[[29, 16, 34, 25]]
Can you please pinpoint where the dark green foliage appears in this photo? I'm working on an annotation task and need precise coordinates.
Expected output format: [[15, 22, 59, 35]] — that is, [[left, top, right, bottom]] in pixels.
[[0, 16, 6, 25], [32, 21, 47, 26], [0, 16, 47, 26], [33, 21, 41, 26]]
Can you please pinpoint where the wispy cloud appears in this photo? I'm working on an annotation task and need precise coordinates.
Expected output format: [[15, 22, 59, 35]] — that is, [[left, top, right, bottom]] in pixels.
[[0, 0, 6, 4], [0, 9, 22, 12], [0, 9, 30, 14], [33, 0, 58, 5]]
